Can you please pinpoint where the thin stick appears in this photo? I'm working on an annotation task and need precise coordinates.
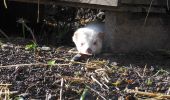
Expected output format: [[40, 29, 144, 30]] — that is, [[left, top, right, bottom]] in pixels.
[[0, 61, 86, 68], [0, 63, 71, 68], [62, 76, 90, 83], [152, 69, 169, 77], [142, 64, 147, 77], [0, 29, 9, 40], [134, 70, 143, 78], [167, 0, 169, 10], [91, 76, 103, 88], [3, 0, 7, 8], [17, 18, 37, 44], [86, 85, 106, 100], [37, 0, 40, 23], [0, 91, 18, 94], [23, 23, 37, 44], [143, 0, 154, 25], [60, 78, 64, 100], [70, 61, 86, 65], [0, 84, 12, 86], [125, 88, 170, 99]]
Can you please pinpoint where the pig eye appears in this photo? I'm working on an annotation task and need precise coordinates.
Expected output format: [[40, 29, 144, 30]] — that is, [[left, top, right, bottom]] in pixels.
[[93, 41, 97, 45], [81, 43, 84, 46]]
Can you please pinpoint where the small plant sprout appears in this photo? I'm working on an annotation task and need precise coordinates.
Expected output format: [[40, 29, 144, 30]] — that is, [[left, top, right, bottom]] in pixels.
[[47, 60, 56, 66], [25, 42, 37, 50], [80, 87, 89, 100], [14, 96, 24, 100], [112, 80, 121, 87], [145, 78, 153, 86]]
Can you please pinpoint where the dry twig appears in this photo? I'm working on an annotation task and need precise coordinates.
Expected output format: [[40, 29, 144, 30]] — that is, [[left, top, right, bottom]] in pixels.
[[91, 75, 103, 88], [142, 64, 147, 77], [125, 88, 170, 99], [143, 0, 154, 25], [0, 63, 71, 68], [0, 84, 12, 99], [37, 0, 40, 23], [3, 0, 7, 8], [152, 69, 169, 77], [86, 85, 106, 100], [0, 29, 9, 40], [60, 78, 64, 100], [167, 0, 169, 10], [17, 18, 37, 44], [62, 76, 90, 83]]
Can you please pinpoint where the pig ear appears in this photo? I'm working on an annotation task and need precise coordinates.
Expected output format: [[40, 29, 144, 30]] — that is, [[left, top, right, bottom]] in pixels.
[[72, 32, 78, 43], [98, 32, 105, 39]]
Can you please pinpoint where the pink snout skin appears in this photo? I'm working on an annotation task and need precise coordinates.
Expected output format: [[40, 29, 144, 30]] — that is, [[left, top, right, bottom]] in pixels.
[[86, 48, 92, 54]]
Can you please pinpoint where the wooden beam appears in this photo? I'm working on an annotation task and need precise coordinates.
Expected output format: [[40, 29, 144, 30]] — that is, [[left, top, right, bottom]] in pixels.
[[8, 0, 166, 13], [9, 0, 118, 11], [121, 0, 167, 6], [9, 0, 118, 6], [60, 0, 118, 6]]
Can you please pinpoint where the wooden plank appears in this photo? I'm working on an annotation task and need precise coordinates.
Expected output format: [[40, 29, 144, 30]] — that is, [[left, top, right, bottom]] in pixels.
[[9, 0, 118, 11], [60, 0, 118, 6], [120, 0, 167, 6], [9, 0, 118, 6], [8, 0, 166, 13]]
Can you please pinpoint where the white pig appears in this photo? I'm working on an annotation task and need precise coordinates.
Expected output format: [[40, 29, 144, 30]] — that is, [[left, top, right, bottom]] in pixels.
[[72, 22, 105, 55]]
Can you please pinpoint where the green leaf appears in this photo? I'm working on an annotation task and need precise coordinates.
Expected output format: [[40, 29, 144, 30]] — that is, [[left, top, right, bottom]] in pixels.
[[80, 87, 89, 100], [145, 78, 153, 85], [112, 80, 121, 86], [47, 60, 56, 66], [14, 96, 24, 100], [25, 42, 37, 50]]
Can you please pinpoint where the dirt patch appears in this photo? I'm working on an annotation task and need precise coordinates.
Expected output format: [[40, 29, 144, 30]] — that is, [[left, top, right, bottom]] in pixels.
[[0, 38, 169, 100]]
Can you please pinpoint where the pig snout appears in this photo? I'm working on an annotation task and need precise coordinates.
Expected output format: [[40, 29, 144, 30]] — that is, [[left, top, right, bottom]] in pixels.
[[86, 48, 92, 54]]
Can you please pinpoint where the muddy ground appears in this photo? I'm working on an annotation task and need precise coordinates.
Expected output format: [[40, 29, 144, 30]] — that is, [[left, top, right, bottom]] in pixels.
[[0, 37, 169, 100]]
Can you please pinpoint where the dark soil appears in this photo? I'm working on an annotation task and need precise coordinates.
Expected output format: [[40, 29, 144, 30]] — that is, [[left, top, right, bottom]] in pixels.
[[0, 37, 169, 100]]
